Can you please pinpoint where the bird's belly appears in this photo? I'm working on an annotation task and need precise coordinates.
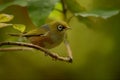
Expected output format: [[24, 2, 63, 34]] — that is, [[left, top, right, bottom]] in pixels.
[[28, 36, 62, 49]]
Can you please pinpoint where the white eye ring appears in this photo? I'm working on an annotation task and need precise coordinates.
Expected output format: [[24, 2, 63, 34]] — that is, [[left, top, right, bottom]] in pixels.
[[57, 25, 64, 31]]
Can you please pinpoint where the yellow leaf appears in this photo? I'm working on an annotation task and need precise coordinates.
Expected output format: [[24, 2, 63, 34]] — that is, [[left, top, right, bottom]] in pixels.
[[0, 23, 13, 28], [0, 13, 14, 22], [13, 24, 26, 32]]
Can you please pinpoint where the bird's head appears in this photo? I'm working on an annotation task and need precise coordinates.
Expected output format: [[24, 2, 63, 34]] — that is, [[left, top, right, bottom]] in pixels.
[[49, 20, 70, 33]]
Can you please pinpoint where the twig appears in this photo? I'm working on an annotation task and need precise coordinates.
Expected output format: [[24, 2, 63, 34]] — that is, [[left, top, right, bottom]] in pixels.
[[67, 15, 74, 23], [60, 0, 75, 23], [0, 47, 33, 51], [64, 40, 73, 60], [64, 34, 73, 62], [0, 41, 72, 63], [61, 0, 67, 19], [61, 0, 67, 14]]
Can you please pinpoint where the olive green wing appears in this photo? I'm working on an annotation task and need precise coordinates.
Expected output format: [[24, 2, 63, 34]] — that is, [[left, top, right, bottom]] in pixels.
[[24, 24, 50, 37], [9, 24, 50, 37]]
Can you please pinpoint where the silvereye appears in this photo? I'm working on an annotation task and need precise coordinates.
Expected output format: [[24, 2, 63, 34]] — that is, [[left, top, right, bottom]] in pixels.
[[11, 20, 70, 49]]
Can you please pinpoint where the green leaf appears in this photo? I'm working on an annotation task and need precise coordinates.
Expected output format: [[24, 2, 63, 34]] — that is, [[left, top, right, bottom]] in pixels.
[[0, 13, 14, 22], [27, 0, 59, 26], [0, 0, 59, 26], [75, 9, 120, 19], [0, 0, 28, 11], [13, 24, 26, 32]]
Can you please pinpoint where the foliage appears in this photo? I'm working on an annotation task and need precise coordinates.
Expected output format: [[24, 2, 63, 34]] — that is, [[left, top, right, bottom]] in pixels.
[[0, 13, 26, 32], [0, 0, 59, 26]]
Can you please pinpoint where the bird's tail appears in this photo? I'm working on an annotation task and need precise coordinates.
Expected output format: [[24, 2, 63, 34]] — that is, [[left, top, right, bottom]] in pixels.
[[9, 33, 43, 37], [8, 33, 25, 37]]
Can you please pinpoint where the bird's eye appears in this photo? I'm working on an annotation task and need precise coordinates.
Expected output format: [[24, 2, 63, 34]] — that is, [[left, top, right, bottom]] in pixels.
[[57, 25, 64, 31]]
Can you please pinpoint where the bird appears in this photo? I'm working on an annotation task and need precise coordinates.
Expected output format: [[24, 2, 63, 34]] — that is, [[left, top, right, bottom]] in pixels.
[[10, 20, 70, 49]]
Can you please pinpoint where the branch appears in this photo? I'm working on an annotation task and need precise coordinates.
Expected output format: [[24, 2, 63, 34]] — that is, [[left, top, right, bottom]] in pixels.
[[61, 0, 67, 19], [60, 0, 73, 23], [64, 34, 73, 62], [0, 41, 72, 63], [0, 47, 33, 51], [64, 39, 73, 60]]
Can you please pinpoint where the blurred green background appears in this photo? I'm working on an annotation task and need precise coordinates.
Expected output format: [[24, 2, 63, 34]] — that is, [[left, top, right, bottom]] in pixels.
[[0, 0, 120, 80]]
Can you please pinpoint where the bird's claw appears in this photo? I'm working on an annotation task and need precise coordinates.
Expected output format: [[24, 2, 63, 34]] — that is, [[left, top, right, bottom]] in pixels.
[[67, 57, 73, 63]]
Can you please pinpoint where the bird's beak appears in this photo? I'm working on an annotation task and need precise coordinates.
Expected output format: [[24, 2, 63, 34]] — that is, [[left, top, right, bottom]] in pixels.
[[66, 26, 71, 30]]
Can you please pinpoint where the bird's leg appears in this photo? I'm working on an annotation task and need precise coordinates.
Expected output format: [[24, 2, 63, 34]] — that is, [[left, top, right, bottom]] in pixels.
[[44, 52, 49, 56], [64, 34, 73, 62]]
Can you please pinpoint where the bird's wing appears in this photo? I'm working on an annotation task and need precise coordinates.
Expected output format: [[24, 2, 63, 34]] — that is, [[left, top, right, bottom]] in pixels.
[[24, 24, 50, 37]]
